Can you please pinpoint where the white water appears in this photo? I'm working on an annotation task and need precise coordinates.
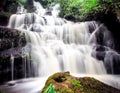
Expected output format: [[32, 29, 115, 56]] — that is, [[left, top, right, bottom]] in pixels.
[[3, 0, 120, 92], [11, 54, 14, 81], [33, 0, 46, 16], [7, 0, 116, 77]]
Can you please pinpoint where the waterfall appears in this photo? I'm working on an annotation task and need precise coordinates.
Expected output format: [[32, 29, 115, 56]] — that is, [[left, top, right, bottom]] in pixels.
[[33, 0, 46, 16], [7, 0, 120, 78], [10, 54, 14, 80]]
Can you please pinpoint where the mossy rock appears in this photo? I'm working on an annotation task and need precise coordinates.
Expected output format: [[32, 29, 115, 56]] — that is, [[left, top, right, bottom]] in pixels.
[[0, 26, 28, 84], [0, 26, 26, 51], [42, 72, 120, 93]]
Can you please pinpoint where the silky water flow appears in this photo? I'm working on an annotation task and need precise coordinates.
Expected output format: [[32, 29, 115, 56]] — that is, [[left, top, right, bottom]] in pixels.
[[0, 1, 120, 93]]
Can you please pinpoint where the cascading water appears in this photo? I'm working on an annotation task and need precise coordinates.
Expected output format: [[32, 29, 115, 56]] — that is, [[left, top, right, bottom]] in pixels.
[[0, 0, 120, 92], [7, 0, 119, 77], [10, 54, 14, 80], [8, 11, 107, 76]]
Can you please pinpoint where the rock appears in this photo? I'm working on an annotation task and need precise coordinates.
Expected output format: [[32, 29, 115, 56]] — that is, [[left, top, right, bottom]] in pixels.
[[87, 8, 120, 53], [0, 26, 26, 51], [0, 0, 6, 11], [42, 72, 120, 93], [0, 0, 18, 13], [0, 12, 11, 26], [0, 26, 32, 84], [0, 0, 18, 26]]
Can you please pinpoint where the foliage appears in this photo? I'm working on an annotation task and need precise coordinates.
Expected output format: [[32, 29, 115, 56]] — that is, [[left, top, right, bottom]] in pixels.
[[59, 0, 120, 21], [79, 0, 99, 19], [69, 80, 83, 87], [42, 72, 120, 93], [59, 0, 80, 21], [44, 84, 57, 93], [19, 0, 27, 4]]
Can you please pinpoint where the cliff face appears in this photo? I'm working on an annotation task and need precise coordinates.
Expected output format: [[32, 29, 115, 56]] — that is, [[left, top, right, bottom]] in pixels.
[[0, 26, 27, 84], [100, 9, 120, 53], [42, 72, 120, 93], [86, 8, 120, 53]]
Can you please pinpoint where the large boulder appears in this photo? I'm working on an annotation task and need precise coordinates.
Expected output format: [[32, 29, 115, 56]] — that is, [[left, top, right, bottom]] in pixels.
[[42, 72, 120, 93]]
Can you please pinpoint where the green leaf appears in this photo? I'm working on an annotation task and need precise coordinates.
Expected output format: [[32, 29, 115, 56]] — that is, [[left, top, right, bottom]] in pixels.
[[44, 84, 57, 93], [19, 0, 27, 4]]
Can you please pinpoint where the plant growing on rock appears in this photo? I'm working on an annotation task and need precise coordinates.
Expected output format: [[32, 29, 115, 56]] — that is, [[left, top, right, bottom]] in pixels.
[[42, 72, 120, 93]]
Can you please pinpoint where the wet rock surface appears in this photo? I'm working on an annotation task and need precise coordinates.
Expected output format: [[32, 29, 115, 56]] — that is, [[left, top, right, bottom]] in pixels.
[[0, 26, 33, 84], [42, 72, 120, 93]]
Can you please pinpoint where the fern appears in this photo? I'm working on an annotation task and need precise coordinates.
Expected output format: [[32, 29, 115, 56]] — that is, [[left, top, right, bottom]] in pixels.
[[44, 84, 57, 93]]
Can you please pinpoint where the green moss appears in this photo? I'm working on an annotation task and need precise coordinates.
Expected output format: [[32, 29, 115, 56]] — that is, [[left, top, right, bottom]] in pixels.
[[59, 0, 120, 21], [69, 80, 83, 88], [0, 27, 26, 51], [57, 87, 74, 93], [42, 72, 120, 93]]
